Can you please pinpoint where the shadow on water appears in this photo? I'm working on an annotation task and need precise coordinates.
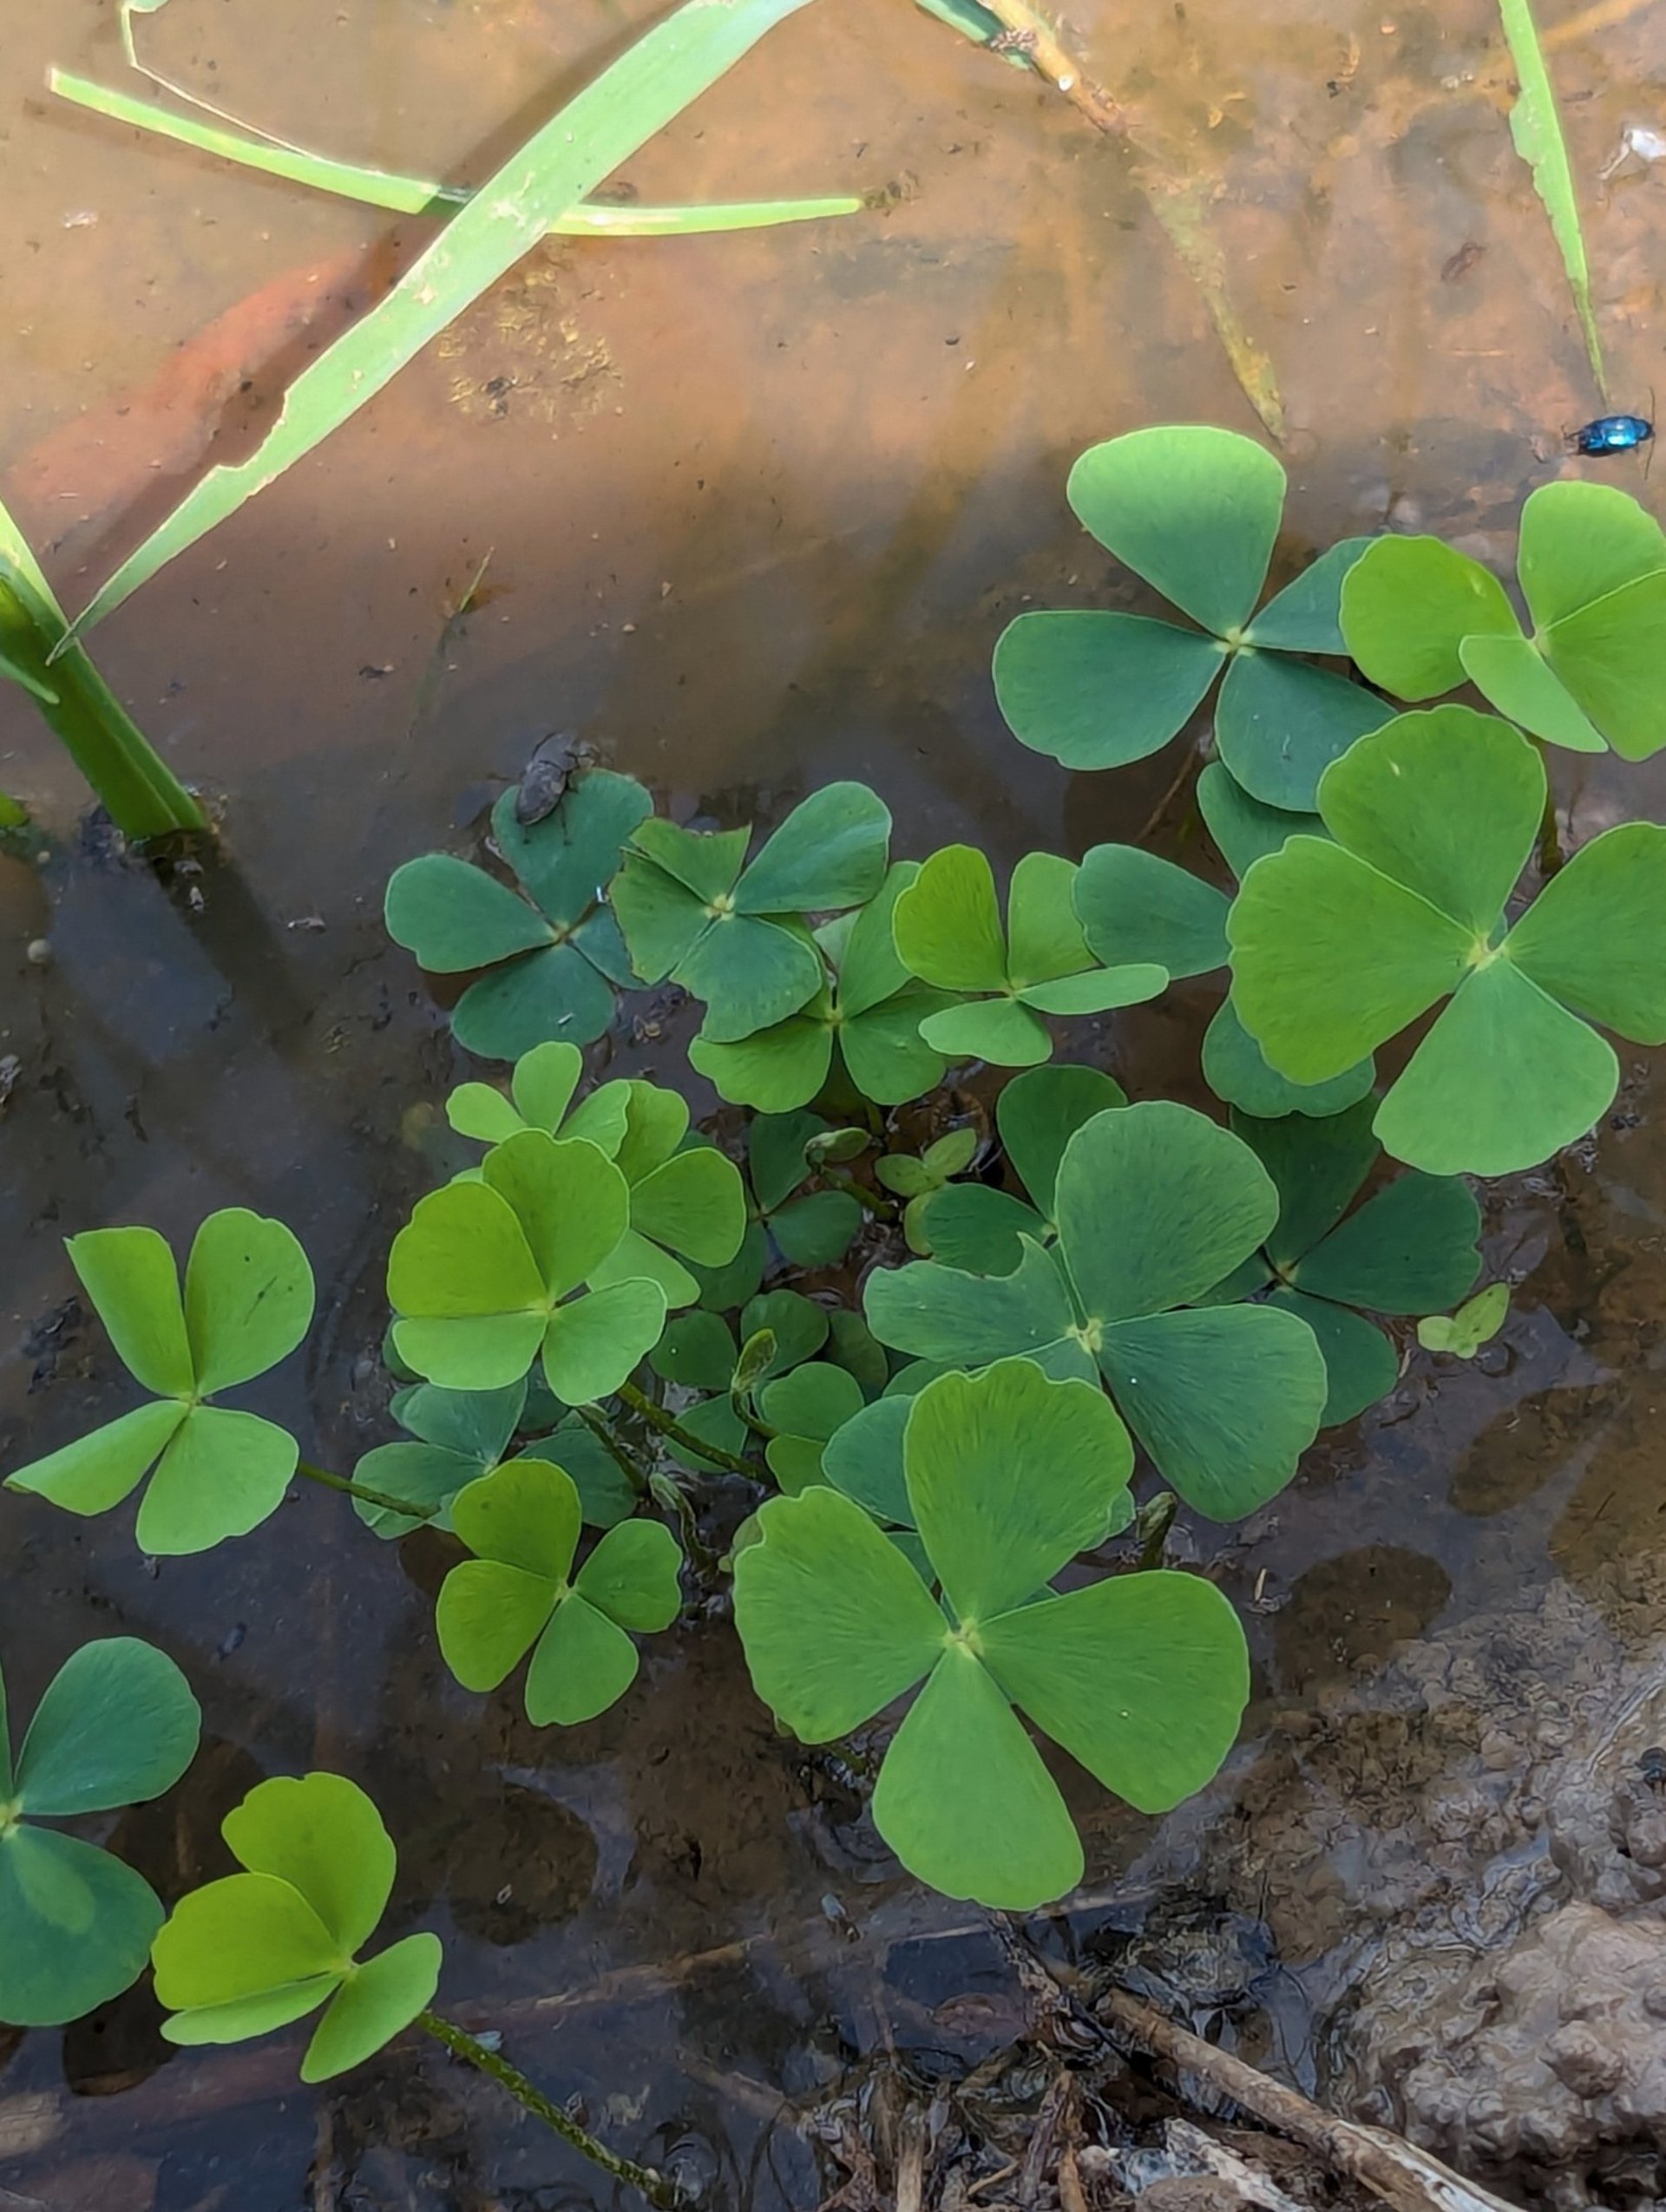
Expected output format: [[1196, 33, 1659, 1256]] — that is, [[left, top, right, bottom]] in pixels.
[[5, 0, 1666, 2201]]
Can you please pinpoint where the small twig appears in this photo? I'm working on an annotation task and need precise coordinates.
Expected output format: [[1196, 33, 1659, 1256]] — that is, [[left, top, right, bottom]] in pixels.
[[295, 1459, 438, 1523], [981, 0, 1125, 135], [614, 1380, 763, 1480], [417, 2011, 677, 2207], [1092, 1984, 1524, 2212]]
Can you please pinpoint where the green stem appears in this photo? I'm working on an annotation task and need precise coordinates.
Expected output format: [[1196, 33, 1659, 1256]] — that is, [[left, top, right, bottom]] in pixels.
[[614, 1380, 762, 1480], [0, 553, 203, 840], [649, 1471, 720, 1578], [417, 2011, 676, 2207], [820, 1164, 895, 1221], [49, 70, 860, 234], [295, 1458, 438, 1523], [573, 1404, 650, 1495]]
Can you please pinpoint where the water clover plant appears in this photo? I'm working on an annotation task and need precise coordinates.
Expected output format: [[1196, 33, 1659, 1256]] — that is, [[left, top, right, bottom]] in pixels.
[[992, 426, 1389, 807], [447, 1049, 746, 1306], [8, 1209, 313, 1554], [388, 1130, 667, 1398], [435, 1460, 682, 1724], [1418, 1282, 1510, 1358], [150, 1771, 442, 2082], [876, 1127, 981, 1253], [351, 1378, 635, 1537], [1227, 706, 1666, 1175], [891, 847, 1167, 1070], [1204, 1101, 1482, 1423], [689, 862, 954, 1109], [1072, 815, 1374, 1120], [611, 782, 892, 1040], [732, 1358, 1249, 1908], [384, 771, 652, 1058], [648, 1290, 847, 1468], [913, 1064, 1127, 1273], [865, 1101, 1328, 1518], [757, 1359, 873, 1491], [1341, 481, 1666, 758], [0, 1637, 200, 2025]]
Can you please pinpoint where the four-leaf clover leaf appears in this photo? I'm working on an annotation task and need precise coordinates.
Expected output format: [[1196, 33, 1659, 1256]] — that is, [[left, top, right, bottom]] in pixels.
[[992, 426, 1389, 807], [689, 862, 954, 1109], [1341, 482, 1666, 759], [387, 1131, 667, 1399], [0, 1638, 200, 2025], [864, 1101, 1328, 1519], [9, 1210, 314, 1554], [1203, 1100, 1482, 1423], [1227, 706, 1666, 1175], [611, 783, 892, 1040], [436, 1459, 682, 1724], [447, 1049, 746, 1306], [384, 771, 653, 1058], [892, 847, 1166, 1070], [150, 1771, 442, 2082], [732, 1358, 1248, 1908]]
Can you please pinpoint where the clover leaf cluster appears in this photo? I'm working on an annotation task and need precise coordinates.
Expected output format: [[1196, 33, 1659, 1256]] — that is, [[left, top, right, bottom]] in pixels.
[[7, 432, 1666, 2096]]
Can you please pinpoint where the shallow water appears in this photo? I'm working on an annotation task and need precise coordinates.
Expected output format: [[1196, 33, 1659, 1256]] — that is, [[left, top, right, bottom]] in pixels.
[[4, 0, 1666, 2203]]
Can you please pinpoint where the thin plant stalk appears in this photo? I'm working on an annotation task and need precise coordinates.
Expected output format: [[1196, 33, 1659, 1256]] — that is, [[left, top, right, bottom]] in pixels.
[[63, 0, 828, 643], [417, 2011, 677, 2208], [0, 496, 203, 838], [49, 71, 863, 236], [614, 1380, 762, 1480], [295, 1459, 440, 1522], [573, 1403, 651, 1495]]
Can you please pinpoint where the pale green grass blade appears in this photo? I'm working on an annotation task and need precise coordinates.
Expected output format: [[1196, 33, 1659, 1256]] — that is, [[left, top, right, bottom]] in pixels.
[[1496, 0, 1605, 398], [66, 0, 820, 643], [49, 72, 860, 233], [0, 494, 203, 834]]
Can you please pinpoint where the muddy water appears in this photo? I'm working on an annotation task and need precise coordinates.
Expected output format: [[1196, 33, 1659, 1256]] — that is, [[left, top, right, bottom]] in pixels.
[[4, 0, 1666, 2203]]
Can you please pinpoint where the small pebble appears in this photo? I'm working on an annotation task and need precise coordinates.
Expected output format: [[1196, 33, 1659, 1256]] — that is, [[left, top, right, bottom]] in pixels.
[[24, 938, 51, 966]]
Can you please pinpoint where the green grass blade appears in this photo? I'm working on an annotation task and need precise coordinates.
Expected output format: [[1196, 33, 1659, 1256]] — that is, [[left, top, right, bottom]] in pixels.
[[49, 73, 860, 233], [0, 496, 205, 835], [65, 0, 821, 642], [1496, 0, 1605, 398]]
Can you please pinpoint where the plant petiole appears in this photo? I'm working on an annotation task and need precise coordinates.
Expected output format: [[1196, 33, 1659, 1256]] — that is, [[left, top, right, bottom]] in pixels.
[[613, 1380, 763, 1480], [573, 1404, 651, 1495], [417, 2010, 678, 2206], [294, 1459, 438, 1523]]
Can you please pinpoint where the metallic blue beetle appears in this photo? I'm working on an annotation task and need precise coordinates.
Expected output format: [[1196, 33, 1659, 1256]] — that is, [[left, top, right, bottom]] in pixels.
[[1570, 413, 1655, 456]]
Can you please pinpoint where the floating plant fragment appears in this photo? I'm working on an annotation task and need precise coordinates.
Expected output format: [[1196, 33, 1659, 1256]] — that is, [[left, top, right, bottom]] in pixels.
[[1227, 707, 1666, 1175], [151, 1772, 442, 2082], [1418, 1282, 1511, 1358], [435, 1459, 682, 1724], [384, 773, 652, 1059], [993, 428, 1389, 806], [8, 1210, 313, 1554], [733, 1358, 1247, 1908], [864, 1101, 1328, 1519], [0, 1638, 200, 2025], [891, 847, 1166, 1070]]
